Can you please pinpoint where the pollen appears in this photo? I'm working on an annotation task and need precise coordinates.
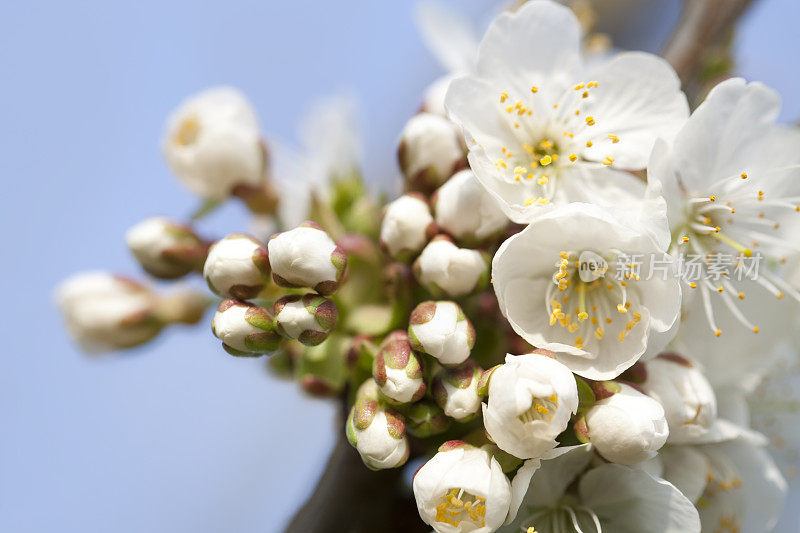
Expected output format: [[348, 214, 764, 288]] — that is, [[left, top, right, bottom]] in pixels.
[[574, 83, 585, 90], [608, 134, 619, 143], [714, 329, 722, 337], [569, 153, 577, 162], [586, 141, 593, 147], [585, 116, 595, 126], [617, 304, 627, 313], [531, 86, 538, 93], [741, 172, 748, 179], [540, 155, 552, 166], [603, 156, 615, 166], [500, 92, 508, 103]]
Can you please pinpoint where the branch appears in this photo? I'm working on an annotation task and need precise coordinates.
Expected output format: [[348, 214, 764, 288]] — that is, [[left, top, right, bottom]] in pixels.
[[283, 415, 428, 533], [662, 0, 759, 86]]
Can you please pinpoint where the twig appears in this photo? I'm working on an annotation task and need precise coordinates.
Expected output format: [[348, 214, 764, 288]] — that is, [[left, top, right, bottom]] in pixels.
[[283, 408, 428, 533], [662, 0, 759, 86]]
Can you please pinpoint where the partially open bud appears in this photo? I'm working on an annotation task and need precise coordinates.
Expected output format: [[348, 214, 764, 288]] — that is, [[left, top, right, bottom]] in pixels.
[[268, 222, 347, 296], [273, 294, 338, 346], [432, 359, 483, 421], [584, 383, 669, 465], [372, 331, 426, 404], [211, 299, 281, 356], [126, 217, 208, 279], [482, 353, 579, 459], [398, 112, 466, 192], [408, 300, 475, 366], [203, 233, 270, 300], [413, 441, 512, 533], [379, 194, 437, 261], [641, 354, 717, 443], [432, 169, 507, 247], [405, 400, 450, 437], [345, 380, 409, 470], [56, 272, 163, 353], [413, 237, 489, 297], [163, 87, 266, 201]]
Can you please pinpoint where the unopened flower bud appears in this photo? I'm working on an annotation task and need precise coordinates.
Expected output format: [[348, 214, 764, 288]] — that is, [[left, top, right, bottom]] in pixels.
[[413, 441, 512, 533], [408, 300, 475, 366], [126, 217, 208, 279], [398, 112, 466, 192], [432, 169, 507, 246], [56, 272, 163, 353], [584, 383, 669, 465], [268, 222, 347, 296], [413, 237, 489, 297], [203, 233, 270, 300], [379, 194, 437, 260], [432, 359, 483, 421], [420, 75, 454, 117], [405, 400, 451, 437], [345, 380, 409, 470], [641, 353, 717, 443], [273, 294, 338, 346], [372, 331, 426, 404], [163, 87, 266, 200], [211, 299, 281, 356], [483, 353, 579, 459]]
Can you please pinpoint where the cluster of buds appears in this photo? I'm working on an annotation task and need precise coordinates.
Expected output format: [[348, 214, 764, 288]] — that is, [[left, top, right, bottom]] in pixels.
[[207, 222, 346, 359]]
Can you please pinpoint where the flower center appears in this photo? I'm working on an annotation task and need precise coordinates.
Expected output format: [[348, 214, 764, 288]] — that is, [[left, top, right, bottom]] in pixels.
[[518, 393, 559, 423], [676, 174, 800, 337], [696, 453, 744, 532], [493, 83, 620, 207], [174, 116, 200, 146], [434, 488, 486, 528], [546, 250, 641, 350]]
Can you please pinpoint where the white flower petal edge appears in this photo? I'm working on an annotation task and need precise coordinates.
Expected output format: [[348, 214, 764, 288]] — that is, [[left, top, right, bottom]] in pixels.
[[445, 0, 687, 223], [579, 463, 701, 533], [492, 203, 681, 379]]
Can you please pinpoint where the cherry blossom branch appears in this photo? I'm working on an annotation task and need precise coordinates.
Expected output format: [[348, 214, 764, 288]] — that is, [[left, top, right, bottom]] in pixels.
[[662, 0, 759, 86], [283, 407, 428, 533]]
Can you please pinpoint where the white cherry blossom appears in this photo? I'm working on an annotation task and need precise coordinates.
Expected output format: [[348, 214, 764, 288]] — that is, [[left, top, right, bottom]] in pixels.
[[482, 352, 579, 459], [413, 441, 512, 533], [445, 0, 688, 223], [492, 203, 681, 380], [647, 77, 800, 385], [503, 444, 700, 533], [163, 87, 265, 200]]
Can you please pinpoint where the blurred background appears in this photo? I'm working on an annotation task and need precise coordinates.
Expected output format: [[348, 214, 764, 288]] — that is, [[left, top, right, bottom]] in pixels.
[[1, 0, 798, 531]]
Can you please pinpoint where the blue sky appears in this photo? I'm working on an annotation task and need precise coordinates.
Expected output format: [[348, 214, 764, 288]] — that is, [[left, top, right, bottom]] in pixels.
[[0, 1, 798, 531]]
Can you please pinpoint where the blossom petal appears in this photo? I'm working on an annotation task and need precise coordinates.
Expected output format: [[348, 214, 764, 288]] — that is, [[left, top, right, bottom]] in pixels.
[[576, 52, 688, 170], [579, 464, 701, 532], [475, 0, 582, 110], [415, 0, 478, 73], [670, 78, 800, 193]]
